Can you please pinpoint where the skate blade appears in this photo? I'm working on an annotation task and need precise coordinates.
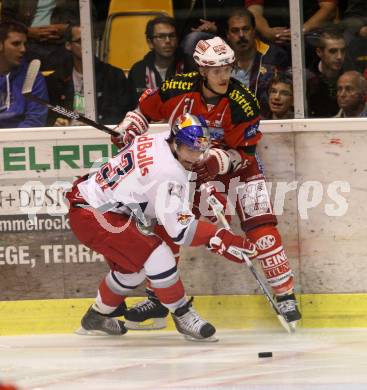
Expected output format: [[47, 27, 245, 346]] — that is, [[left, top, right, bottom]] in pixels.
[[74, 327, 118, 336], [277, 314, 293, 334], [289, 321, 298, 333], [125, 318, 167, 331], [183, 334, 219, 343]]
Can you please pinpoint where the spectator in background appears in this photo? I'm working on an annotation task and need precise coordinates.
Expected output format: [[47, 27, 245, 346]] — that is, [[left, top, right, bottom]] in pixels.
[[360, 25, 367, 39], [174, 0, 245, 39], [341, 3, 367, 75], [307, 27, 346, 117], [335, 70, 367, 117], [126, 15, 188, 110], [263, 72, 294, 119], [225, 8, 289, 112], [0, 20, 48, 128], [245, 0, 338, 44], [1, 0, 82, 70], [339, 0, 367, 43], [173, 0, 244, 66], [92, 0, 111, 40], [46, 25, 129, 126], [344, 31, 367, 74]]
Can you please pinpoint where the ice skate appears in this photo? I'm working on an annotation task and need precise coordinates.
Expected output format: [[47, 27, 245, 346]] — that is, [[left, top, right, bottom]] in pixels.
[[124, 290, 169, 330], [276, 293, 302, 331], [172, 299, 217, 342], [76, 305, 127, 336]]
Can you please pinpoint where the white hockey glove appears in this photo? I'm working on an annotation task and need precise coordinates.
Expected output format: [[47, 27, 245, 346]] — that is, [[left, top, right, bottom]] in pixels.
[[226, 149, 250, 172], [111, 110, 149, 148], [193, 184, 232, 225]]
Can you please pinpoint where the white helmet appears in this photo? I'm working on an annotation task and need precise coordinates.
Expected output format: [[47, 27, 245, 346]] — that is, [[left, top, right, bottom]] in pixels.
[[193, 36, 235, 67]]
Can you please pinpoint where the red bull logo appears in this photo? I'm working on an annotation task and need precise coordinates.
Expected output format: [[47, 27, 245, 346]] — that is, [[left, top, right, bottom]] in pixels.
[[194, 136, 210, 152], [196, 40, 210, 54], [177, 213, 192, 226], [213, 44, 227, 55]]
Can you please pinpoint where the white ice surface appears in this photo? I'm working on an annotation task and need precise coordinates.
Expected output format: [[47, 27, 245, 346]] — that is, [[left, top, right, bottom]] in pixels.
[[1, 329, 367, 390]]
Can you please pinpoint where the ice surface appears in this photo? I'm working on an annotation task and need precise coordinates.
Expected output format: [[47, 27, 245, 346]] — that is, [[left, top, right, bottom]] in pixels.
[[1, 329, 367, 390]]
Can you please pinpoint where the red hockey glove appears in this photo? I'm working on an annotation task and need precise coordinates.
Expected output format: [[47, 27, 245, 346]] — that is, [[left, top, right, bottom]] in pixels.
[[193, 148, 231, 184], [207, 228, 257, 263], [111, 110, 149, 149]]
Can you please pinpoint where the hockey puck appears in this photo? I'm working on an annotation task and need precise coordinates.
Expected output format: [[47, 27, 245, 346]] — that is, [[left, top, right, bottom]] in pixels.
[[258, 352, 272, 358]]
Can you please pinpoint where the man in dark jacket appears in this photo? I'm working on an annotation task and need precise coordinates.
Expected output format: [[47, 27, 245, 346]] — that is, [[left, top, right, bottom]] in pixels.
[[127, 15, 188, 110], [244, 0, 337, 44], [0, 21, 48, 128], [307, 27, 346, 117], [1, 0, 83, 70], [46, 25, 129, 126], [225, 8, 289, 116]]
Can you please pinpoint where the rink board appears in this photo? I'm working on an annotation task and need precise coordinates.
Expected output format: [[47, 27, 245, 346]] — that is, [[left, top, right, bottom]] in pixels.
[[1, 294, 367, 335]]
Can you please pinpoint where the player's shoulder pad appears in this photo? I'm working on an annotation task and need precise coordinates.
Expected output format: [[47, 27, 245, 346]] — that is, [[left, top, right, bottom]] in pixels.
[[138, 87, 159, 104], [227, 78, 260, 123], [159, 72, 200, 101]]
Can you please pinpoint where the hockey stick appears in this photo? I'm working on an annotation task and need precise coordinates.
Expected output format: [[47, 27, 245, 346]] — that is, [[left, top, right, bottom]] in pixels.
[[22, 59, 119, 136], [207, 194, 293, 334]]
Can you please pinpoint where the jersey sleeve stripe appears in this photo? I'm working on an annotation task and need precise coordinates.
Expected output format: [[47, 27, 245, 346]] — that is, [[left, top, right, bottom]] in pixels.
[[172, 219, 198, 246]]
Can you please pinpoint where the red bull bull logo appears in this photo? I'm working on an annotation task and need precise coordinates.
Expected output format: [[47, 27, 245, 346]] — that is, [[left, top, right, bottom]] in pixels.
[[194, 136, 210, 152], [177, 213, 192, 226]]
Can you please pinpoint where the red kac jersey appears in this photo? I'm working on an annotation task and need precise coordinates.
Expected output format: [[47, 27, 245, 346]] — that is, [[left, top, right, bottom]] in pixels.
[[138, 72, 262, 151]]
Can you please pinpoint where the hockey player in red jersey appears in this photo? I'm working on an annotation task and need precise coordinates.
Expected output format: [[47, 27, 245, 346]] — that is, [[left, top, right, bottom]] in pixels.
[[67, 114, 257, 341], [113, 36, 302, 331]]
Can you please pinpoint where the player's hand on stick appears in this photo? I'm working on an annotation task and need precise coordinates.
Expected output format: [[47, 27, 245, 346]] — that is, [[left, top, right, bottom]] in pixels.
[[203, 184, 231, 225], [207, 228, 257, 263], [54, 117, 70, 126], [111, 110, 149, 149], [192, 184, 231, 225]]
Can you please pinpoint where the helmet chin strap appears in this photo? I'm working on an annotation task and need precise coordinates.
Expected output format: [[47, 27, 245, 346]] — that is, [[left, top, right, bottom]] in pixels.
[[171, 140, 179, 160], [203, 78, 226, 97]]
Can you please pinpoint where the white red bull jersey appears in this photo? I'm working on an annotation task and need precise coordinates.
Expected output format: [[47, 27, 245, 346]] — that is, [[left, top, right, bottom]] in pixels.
[[77, 131, 198, 246]]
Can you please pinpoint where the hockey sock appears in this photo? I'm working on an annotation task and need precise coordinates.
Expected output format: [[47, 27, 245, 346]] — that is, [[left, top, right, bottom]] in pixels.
[[246, 225, 294, 295], [94, 277, 126, 315], [153, 278, 186, 312]]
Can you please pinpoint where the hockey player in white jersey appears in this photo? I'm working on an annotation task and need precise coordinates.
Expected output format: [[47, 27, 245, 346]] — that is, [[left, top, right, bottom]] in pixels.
[[67, 113, 257, 341]]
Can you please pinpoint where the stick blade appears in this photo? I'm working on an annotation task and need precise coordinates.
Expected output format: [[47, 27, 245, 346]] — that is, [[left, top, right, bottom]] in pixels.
[[22, 59, 41, 94]]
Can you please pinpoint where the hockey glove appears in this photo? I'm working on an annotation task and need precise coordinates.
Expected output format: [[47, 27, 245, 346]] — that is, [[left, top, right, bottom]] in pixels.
[[207, 191, 231, 224], [192, 185, 232, 225], [111, 110, 149, 149], [193, 148, 231, 184], [226, 148, 251, 172], [208, 228, 257, 263], [203, 184, 232, 225]]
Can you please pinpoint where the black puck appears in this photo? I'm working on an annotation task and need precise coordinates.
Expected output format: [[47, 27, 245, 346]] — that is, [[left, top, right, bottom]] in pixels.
[[258, 352, 272, 358]]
